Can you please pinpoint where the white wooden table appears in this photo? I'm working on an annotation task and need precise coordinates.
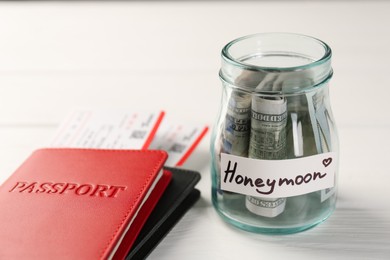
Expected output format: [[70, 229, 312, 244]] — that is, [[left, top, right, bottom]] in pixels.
[[1, 1, 389, 259]]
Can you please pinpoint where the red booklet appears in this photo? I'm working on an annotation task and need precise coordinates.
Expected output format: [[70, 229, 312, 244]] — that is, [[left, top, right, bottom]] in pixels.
[[0, 148, 172, 259]]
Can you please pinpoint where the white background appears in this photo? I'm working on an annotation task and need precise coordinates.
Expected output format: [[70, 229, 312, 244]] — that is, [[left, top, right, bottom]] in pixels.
[[0, 1, 389, 259]]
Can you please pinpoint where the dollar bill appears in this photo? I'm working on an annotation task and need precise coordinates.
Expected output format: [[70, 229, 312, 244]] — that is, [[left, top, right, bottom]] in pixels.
[[246, 197, 287, 218], [307, 88, 332, 153], [222, 91, 251, 157], [284, 93, 315, 158], [306, 88, 336, 201], [246, 96, 288, 217]]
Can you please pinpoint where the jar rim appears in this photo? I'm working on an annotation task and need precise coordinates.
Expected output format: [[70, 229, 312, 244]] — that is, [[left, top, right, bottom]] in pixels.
[[218, 69, 333, 96], [222, 32, 332, 73]]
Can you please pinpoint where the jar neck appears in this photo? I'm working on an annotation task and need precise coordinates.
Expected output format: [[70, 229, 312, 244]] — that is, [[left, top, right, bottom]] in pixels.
[[219, 33, 333, 95]]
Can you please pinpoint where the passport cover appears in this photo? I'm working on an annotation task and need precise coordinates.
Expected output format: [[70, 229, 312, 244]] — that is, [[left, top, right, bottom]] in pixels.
[[0, 148, 172, 259], [126, 167, 201, 259]]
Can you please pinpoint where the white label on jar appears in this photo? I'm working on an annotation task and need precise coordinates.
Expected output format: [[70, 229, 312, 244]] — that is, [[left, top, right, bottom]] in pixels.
[[220, 152, 336, 198]]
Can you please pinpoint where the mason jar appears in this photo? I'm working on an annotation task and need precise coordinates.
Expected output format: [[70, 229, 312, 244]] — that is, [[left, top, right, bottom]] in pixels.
[[210, 33, 339, 234]]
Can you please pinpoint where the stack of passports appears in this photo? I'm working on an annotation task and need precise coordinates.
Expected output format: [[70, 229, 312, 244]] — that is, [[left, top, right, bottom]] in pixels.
[[0, 149, 200, 259]]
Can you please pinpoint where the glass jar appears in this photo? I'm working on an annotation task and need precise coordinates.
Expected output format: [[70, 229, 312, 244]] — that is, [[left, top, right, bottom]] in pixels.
[[210, 33, 339, 234]]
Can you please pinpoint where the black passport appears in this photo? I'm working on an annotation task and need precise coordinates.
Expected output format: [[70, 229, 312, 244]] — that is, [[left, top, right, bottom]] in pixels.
[[126, 167, 201, 259]]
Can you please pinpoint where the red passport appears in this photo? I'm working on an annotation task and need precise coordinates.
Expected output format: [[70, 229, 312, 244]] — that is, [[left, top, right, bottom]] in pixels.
[[0, 148, 172, 259]]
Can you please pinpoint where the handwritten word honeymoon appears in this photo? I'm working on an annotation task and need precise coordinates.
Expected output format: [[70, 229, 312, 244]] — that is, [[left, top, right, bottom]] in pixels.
[[220, 153, 336, 198]]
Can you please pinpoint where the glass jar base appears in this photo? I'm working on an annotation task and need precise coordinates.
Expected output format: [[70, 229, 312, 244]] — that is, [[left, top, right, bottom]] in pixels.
[[212, 191, 335, 235]]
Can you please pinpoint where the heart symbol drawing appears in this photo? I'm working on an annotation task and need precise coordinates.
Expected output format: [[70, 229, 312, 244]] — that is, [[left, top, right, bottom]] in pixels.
[[323, 158, 332, 167]]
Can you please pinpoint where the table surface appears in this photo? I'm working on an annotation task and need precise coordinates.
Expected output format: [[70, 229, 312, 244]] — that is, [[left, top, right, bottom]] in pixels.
[[1, 1, 389, 259]]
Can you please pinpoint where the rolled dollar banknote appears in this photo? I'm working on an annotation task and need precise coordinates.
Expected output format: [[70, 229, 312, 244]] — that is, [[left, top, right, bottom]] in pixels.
[[307, 88, 331, 153], [222, 91, 251, 157], [306, 88, 336, 201], [246, 96, 288, 217]]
